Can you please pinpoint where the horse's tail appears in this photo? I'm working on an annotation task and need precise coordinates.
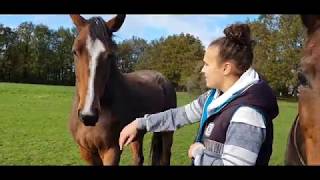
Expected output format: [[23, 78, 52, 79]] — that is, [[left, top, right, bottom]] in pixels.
[[149, 78, 176, 165]]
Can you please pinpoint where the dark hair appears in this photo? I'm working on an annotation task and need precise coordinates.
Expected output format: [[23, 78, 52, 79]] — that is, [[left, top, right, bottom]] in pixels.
[[209, 23, 255, 75]]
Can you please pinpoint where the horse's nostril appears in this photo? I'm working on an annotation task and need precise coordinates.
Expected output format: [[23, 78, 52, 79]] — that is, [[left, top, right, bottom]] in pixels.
[[78, 112, 99, 126], [78, 110, 81, 119]]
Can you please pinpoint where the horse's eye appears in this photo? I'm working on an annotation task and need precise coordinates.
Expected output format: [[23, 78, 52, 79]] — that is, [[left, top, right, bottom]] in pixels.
[[72, 49, 78, 57], [106, 53, 113, 59]]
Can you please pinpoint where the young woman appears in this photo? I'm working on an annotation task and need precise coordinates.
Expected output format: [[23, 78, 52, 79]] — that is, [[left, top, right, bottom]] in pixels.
[[119, 23, 279, 166]]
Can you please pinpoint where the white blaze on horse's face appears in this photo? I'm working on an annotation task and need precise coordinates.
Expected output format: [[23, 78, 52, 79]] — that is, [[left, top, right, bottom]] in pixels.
[[82, 35, 106, 115]]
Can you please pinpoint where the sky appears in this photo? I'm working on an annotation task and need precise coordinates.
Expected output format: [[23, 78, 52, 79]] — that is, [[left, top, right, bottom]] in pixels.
[[0, 14, 259, 48]]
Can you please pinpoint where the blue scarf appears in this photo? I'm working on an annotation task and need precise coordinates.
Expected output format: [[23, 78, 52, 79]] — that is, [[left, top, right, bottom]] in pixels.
[[195, 89, 245, 142]]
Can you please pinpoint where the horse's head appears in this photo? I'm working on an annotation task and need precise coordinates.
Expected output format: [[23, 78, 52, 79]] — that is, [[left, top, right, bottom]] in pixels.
[[298, 15, 320, 165], [70, 14, 125, 126], [300, 15, 320, 90]]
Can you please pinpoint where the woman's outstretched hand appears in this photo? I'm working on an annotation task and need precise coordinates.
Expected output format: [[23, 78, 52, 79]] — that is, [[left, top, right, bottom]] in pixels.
[[119, 119, 139, 150]]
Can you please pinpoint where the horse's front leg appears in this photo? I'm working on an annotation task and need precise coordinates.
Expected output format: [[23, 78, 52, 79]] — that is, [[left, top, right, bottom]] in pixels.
[[79, 146, 103, 165], [100, 146, 121, 165]]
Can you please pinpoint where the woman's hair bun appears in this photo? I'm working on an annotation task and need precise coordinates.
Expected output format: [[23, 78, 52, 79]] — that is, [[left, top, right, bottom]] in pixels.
[[223, 23, 254, 46]]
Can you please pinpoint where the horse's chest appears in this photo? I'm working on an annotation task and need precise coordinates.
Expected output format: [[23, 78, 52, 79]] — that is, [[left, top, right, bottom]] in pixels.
[[73, 114, 121, 149]]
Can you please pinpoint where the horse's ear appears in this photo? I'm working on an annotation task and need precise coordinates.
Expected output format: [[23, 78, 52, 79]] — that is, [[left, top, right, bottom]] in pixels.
[[301, 15, 320, 34], [106, 14, 126, 32], [70, 14, 87, 30]]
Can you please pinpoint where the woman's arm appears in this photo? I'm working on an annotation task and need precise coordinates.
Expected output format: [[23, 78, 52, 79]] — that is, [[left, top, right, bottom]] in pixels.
[[137, 90, 211, 132]]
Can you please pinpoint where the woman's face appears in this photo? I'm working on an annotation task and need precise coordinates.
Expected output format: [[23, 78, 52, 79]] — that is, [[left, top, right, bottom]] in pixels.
[[201, 46, 225, 89]]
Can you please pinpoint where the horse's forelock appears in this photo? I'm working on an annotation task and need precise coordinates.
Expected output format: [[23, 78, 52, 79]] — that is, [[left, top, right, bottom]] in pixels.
[[88, 17, 113, 44]]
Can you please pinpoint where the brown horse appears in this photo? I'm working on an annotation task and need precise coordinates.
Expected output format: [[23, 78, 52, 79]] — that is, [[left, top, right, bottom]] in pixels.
[[285, 15, 320, 165], [68, 14, 176, 165]]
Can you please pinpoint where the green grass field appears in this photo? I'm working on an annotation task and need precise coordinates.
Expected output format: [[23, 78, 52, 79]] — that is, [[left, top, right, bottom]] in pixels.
[[0, 82, 297, 165]]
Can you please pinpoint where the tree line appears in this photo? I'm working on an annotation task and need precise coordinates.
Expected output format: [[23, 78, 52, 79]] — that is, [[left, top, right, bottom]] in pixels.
[[0, 15, 306, 96]]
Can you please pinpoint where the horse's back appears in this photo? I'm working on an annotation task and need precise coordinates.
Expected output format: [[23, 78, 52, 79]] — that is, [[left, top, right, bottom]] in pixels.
[[126, 70, 168, 85], [125, 70, 177, 109]]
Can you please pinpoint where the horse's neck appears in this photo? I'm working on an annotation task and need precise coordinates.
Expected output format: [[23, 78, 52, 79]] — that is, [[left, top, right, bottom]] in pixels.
[[102, 64, 134, 111], [107, 75, 141, 126], [103, 65, 125, 102]]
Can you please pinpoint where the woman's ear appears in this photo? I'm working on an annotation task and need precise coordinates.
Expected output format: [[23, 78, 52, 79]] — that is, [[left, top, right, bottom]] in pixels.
[[223, 62, 232, 75], [224, 60, 242, 76]]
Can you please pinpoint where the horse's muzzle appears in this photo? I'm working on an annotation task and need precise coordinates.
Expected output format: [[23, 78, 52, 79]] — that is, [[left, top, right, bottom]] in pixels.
[[78, 110, 99, 126]]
